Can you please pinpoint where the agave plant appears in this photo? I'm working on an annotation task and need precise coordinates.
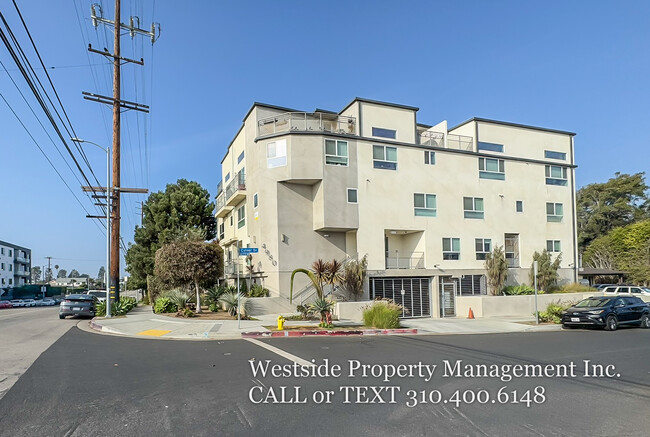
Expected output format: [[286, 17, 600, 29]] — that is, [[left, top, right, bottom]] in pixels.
[[308, 298, 335, 325], [162, 289, 192, 310], [218, 291, 251, 318]]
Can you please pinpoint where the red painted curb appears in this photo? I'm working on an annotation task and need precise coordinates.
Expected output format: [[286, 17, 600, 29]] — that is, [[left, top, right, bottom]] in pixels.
[[241, 328, 417, 338]]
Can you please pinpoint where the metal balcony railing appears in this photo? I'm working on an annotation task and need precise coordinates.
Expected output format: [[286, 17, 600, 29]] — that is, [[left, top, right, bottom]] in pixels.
[[417, 131, 473, 151], [385, 252, 425, 269], [447, 134, 473, 151], [258, 112, 357, 137], [418, 131, 444, 147], [216, 180, 223, 197], [216, 193, 226, 211], [225, 170, 245, 200]]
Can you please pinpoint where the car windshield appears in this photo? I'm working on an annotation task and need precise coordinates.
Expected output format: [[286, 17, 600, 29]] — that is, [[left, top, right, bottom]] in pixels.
[[575, 298, 612, 308]]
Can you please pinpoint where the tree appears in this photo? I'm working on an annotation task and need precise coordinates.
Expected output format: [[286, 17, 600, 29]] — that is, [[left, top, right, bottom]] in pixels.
[[126, 179, 217, 290], [154, 238, 223, 313], [31, 266, 41, 284], [577, 172, 650, 248], [289, 259, 344, 303], [341, 255, 368, 301], [97, 266, 106, 284], [484, 246, 508, 295], [44, 267, 53, 283], [57, 269, 68, 278], [68, 269, 80, 278], [529, 250, 562, 291]]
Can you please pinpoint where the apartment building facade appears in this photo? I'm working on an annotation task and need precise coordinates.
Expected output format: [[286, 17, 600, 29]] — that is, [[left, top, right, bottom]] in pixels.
[[215, 98, 578, 318], [0, 240, 32, 289]]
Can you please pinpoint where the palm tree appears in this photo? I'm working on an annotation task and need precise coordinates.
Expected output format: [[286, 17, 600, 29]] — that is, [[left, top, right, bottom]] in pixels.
[[324, 259, 344, 295], [310, 259, 328, 292]]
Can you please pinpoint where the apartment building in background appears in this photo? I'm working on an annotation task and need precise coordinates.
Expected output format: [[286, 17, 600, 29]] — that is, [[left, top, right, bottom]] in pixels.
[[0, 240, 32, 289], [215, 98, 578, 318]]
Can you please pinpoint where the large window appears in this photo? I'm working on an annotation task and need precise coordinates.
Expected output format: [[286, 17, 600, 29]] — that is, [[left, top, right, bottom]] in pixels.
[[442, 237, 460, 260], [479, 157, 505, 180], [463, 197, 484, 219], [219, 223, 224, 241], [546, 240, 561, 253], [475, 238, 492, 260], [372, 127, 396, 139], [325, 139, 348, 166], [424, 151, 435, 165], [545, 165, 568, 186], [546, 202, 563, 222], [544, 150, 566, 160], [267, 139, 287, 168], [373, 145, 397, 170], [237, 206, 245, 228], [414, 193, 436, 217], [478, 142, 504, 153]]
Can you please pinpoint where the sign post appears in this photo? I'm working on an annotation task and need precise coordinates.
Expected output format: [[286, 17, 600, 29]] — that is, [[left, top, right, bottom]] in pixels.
[[237, 248, 259, 329], [533, 260, 539, 325]]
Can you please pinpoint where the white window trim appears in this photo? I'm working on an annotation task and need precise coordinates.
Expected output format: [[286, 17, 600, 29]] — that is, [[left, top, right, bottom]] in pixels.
[[442, 237, 461, 260], [546, 240, 562, 253], [424, 150, 435, 165], [347, 188, 358, 204], [414, 193, 436, 217], [325, 139, 349, 166], [463, 197, 485, 219], [372, 145, 398, 170], [475, 238, 492, 260], [237, 206, 246, 229], [546, 202, 564, 222]]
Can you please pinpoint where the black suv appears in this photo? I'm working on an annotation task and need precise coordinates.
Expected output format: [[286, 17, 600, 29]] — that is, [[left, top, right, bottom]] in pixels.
[[561, 296, 650, 331]]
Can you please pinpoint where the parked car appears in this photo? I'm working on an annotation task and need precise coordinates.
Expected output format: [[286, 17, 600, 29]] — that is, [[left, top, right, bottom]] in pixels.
[[36, 298, 57, 306], [85, 290, 107, 302], [10, 299, 25, 307], [561, 296, 650, 331], [602, 285, 650, 296], [59, 294, 98, 319], [22, 299, 37, 307], [0, 300, 12, 309], [594, 283, 617, 290]]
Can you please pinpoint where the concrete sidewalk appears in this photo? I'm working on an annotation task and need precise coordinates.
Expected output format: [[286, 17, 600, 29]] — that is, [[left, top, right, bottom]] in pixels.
[[86, 305, 561, 340]]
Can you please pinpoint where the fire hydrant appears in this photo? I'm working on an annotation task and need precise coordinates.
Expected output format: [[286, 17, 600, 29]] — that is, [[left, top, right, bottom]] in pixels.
[[277, 315, 285, 331]]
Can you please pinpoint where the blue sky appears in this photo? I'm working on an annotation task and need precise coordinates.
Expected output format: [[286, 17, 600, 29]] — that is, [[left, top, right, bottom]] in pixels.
[[0, 0, 648, 277]]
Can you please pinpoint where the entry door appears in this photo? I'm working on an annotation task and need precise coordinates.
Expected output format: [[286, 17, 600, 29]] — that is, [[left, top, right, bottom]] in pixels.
[[440, 281, 456, 318]]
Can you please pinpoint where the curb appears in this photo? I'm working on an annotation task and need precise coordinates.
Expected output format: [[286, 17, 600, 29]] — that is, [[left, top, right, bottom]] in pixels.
[[89, 319, 125, 335], [241, 328, 417, 338]]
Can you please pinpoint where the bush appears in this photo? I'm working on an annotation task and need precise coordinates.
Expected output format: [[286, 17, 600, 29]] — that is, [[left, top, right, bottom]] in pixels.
[[553, 283, 597, 294], [239, 280, 248, 296], [502, 285, 536, 295], [219, 291, 251, 318], [154, 297, 177, 314], [296, 304, 313, 319], [208, 302, 220, 312], [140, 294, 150, 305], [536, 300, 574, 324], [95, 296, 137, 317], [177, 307, 195, 318], [249, 284, 270, 297], [161, 289, 192, 310], [205, 286, 227, 305], [362, 299, 405, 329]]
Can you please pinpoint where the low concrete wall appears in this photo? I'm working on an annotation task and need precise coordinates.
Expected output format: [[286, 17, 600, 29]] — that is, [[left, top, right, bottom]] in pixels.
[[456, 292, 600, 318], [333, 301, 372, 322]]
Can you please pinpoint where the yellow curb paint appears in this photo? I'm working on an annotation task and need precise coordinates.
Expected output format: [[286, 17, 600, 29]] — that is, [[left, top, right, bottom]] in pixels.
[[137, 329, 171, 337]]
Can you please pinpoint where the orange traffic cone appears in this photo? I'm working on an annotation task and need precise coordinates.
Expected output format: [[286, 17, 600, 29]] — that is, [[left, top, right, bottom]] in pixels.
[[468, 307, 475, 319]]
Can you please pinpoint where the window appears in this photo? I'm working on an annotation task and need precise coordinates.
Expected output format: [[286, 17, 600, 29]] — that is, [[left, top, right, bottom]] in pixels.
[[424, 151, 435, 165], [9, 265, 12, 271], [219, 223, 225, 241], [8, 250, 12, 256], [253, 193, 258, 208], [237, 206, 246, 228], [373, 145, 397, 170], [8, 279, 12, 285], [267, 139, 287, 168], [463, 197, 484, 219], [347, 188, 358, 203], [1, 263, 4, 270], [325, 139, 348, 166], [546, 240, 561, 252], [1, 278, 4, 285], [479, 157, 505, 180], [516, 200, 524, 212], [224, 172, 230, 182], [478, 142, 504, 153], [546, 202, 563, 222], [372, 127, 396, 139], [442, 237, 460, 260], [0, 248, 3, 255], [229, 215, 233, 226], [545, 165, 568, 186], [475, 238, 492, 260], [237, 151, 245, 164], [414, 193, 436, 217], [545, 150, 566, 160]]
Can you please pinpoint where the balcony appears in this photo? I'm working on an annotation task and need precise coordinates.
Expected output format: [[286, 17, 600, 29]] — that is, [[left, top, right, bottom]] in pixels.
[[224, 261, 244, 276], [16, 270, 30, 277], [215, 193, 233, 218], [385, 252, 425, 269], [216, 180, 223, 197], [15, 256, 30, 263], [225, 170, 246, 207], [258, 112, 357, 137], [417, 131, 473, 151]]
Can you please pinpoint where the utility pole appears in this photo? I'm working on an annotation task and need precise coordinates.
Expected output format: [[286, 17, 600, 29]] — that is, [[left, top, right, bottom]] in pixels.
[[83, 1, 159, 300], [45, 256, 52, 283]]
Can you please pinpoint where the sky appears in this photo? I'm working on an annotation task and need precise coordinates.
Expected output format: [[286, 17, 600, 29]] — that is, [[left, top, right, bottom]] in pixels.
[[0, 0, 648, 279]]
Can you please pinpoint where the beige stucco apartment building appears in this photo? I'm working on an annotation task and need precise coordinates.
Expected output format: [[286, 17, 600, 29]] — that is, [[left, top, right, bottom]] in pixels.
[[215, 98, 578, 318]]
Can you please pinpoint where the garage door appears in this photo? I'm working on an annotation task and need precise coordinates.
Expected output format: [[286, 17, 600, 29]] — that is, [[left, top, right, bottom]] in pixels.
[[370, 277, 431, 318]]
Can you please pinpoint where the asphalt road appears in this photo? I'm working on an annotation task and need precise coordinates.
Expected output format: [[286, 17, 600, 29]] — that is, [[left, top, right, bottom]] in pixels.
[[0, 322, 649, 436], [0, 306, 76, 400]]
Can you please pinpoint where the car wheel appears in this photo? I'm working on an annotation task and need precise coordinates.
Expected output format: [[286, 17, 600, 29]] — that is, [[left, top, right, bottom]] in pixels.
[[605, 315, 618, 331], [640, 314, 650, 329], [59, 314, 65, 319]]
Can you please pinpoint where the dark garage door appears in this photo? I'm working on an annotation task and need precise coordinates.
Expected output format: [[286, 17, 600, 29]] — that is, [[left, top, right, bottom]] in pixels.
[[370, 277, 431, 318]]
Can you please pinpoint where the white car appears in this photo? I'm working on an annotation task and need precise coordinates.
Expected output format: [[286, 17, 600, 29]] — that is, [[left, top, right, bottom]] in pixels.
[[10, 299, 25, 307], [602, 285, 650, 296], [22, 299, 37, 307], [36, 298, 57, 306], [85, 290, 107, 302]]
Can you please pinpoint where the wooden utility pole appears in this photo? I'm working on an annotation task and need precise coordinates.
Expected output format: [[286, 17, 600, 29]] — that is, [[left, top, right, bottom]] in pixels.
[[83, 1, 159, 300]]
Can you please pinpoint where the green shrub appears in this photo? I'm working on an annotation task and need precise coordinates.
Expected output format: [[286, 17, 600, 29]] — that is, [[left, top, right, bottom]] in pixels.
[[178, 307, 195, 318], [553, 283, 597, 294], [362, 299, 404, 329], [502, 285, 536, 295], [161, 289, 192, 309], [154, 297, 177, 314], [239, 280, 248, 296], [208, 302, 219, 312], [140, 294, 150, 305], [296, 304, 313, 319], [95, 296, 137, 317], [206, 286, 227, 305], [249, 284, 270, 297], [219, 291, 251, 318], [536, 300, 574, 324]]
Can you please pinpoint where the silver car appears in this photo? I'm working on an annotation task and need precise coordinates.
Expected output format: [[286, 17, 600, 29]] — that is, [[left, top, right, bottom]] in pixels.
[[59, 294, 97, 319]]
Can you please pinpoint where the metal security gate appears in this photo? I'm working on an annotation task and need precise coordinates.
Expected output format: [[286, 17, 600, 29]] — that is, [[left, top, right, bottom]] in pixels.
[[370, 277, 431, 318], [439, 277, 457, 317]]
